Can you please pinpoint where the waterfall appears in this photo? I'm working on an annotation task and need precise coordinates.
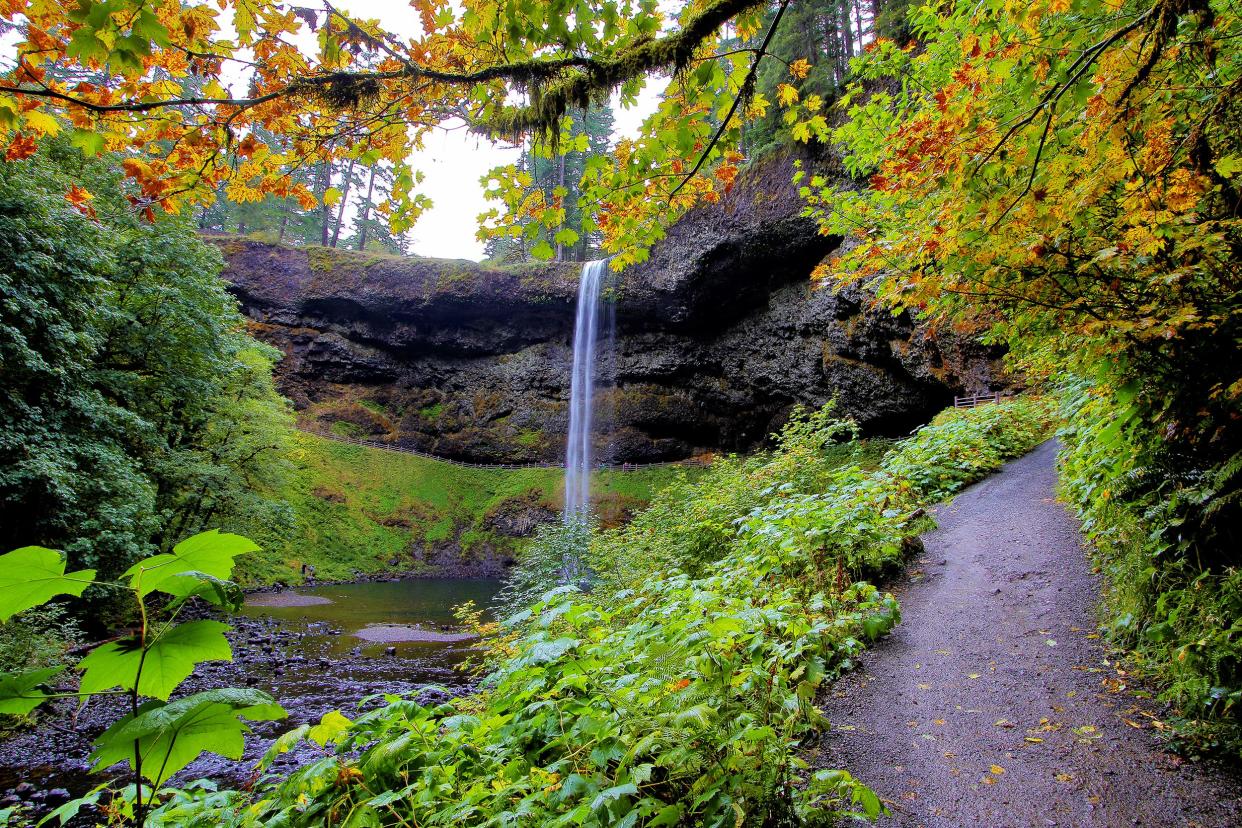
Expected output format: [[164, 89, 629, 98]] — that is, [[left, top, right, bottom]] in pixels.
[[564, 259, 609, 520]]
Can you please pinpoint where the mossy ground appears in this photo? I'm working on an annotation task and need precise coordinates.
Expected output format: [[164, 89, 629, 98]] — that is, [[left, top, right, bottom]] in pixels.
[[234, 432, 696, 584]]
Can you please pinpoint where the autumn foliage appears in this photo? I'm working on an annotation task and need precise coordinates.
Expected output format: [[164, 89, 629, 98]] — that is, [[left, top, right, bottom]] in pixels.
[[0, 0, 790, 267], [799, 0, 1238, 463]]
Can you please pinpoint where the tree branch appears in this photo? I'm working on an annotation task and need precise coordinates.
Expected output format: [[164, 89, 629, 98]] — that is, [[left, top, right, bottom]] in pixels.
[[667, 0, 790, 199], [0, 0, 768, 136]]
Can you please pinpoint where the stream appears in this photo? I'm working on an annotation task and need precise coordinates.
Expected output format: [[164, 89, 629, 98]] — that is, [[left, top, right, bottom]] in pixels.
[[0, 578, 502, 817]]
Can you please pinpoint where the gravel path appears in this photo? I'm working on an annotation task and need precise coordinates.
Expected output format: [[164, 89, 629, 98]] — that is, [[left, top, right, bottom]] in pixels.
[[813, 440, 1242, 827]]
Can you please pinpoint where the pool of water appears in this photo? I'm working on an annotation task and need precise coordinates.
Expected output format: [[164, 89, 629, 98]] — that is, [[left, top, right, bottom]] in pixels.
[[0, 578, 505, 812], [241, 577, 504, 659]]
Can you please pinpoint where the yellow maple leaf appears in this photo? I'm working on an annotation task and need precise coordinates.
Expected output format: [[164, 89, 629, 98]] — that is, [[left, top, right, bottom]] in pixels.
[[789, 58, 812, 79]]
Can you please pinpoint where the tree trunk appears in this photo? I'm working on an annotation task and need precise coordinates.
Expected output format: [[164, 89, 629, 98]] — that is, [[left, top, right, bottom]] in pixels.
[[840, 0, 854, 59], [331, 158, 356, 248], [316, 162, 332, 246], [357, 165, 378, 250], [854, 0, 865, 51], [555, 152, 566, 262]]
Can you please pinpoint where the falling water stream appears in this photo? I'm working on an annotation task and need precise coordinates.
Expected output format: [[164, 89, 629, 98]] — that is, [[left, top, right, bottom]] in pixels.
[[564, 258, 613, 521]]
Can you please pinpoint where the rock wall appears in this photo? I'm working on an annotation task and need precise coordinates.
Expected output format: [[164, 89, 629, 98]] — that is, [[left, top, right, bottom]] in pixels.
[[215, 151, 1004, 464]]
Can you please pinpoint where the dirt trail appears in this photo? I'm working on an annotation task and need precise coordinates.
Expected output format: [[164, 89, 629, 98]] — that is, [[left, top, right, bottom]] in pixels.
[[813, 440, 1242, 827]]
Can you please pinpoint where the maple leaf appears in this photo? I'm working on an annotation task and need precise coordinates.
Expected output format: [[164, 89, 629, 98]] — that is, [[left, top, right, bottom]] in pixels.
[[789, 58, 812, 79], [777, 83, 800, 107], [5, 132, 37, 161], [64, 184, 96, 217]]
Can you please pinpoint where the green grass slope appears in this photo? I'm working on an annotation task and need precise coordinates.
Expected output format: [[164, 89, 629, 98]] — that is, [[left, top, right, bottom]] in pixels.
[[235, 432, 696, 584]]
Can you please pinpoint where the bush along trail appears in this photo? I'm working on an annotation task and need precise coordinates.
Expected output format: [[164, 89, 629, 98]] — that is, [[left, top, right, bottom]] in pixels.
[[119, 398, 1053, 827], [812, 440, 1242, 826]]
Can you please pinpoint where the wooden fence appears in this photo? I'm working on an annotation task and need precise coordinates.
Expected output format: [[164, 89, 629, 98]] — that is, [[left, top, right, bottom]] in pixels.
[[953, 391, 1016, 409], [305, 429, 709, 472]]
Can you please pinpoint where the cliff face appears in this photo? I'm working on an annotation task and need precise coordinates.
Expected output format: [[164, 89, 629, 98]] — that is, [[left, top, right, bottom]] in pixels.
[[216, 152, 1003, 464]]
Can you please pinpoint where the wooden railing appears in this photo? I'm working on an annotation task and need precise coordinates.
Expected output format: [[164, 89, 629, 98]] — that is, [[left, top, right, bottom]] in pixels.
[[304, 428, 710, 471], [953, 391, 1015, 409]]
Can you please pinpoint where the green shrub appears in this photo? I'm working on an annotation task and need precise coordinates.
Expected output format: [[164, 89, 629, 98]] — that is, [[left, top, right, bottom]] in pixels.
[[1058, 379, 1242, 756], [329, 420, 365, 439], [594, 405, 877, 587], [0, 605, 81, 676], [883, 400, 1056, 502], [0, 145, 295, 596], [494, 516, 595, 616]]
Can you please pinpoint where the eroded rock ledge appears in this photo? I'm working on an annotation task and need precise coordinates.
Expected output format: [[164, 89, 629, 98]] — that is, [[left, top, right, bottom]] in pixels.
[[214, 152, 1003, 464]]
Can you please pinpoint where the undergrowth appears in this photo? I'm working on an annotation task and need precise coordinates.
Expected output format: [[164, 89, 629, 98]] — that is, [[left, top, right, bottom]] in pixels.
[[148, 397, 1053, 827], [1058, 380, 1242, 757]]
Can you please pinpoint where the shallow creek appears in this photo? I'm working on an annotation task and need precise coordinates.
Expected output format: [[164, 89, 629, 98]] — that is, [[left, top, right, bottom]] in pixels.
[[0, 578, 502, 815]]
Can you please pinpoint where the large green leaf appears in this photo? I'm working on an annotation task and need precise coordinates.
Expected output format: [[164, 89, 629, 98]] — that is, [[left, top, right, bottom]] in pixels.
[[0, 546, 96, 622], [162, 573, 245, 612], [124, 530, 257, 599], [91, 688, 284, 784], [37, 784, 105, 827], [529, 239, 555, 260], [78, 620, 232, 700], [0, 667, 64, 714]]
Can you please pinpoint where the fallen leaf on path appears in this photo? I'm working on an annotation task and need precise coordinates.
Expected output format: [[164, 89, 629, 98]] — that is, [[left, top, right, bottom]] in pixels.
[[917, 683, 932, 690], [1055, 772, 1074, 782], [1073, 729, 1100, 745], [990, 764, 1006, 775], [980, 775, 996, 785], [995, 719, 1015, 728], [968, 673, 981, 680], [933, 719, 946, 726], [1025, 737, 1044, 743]]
